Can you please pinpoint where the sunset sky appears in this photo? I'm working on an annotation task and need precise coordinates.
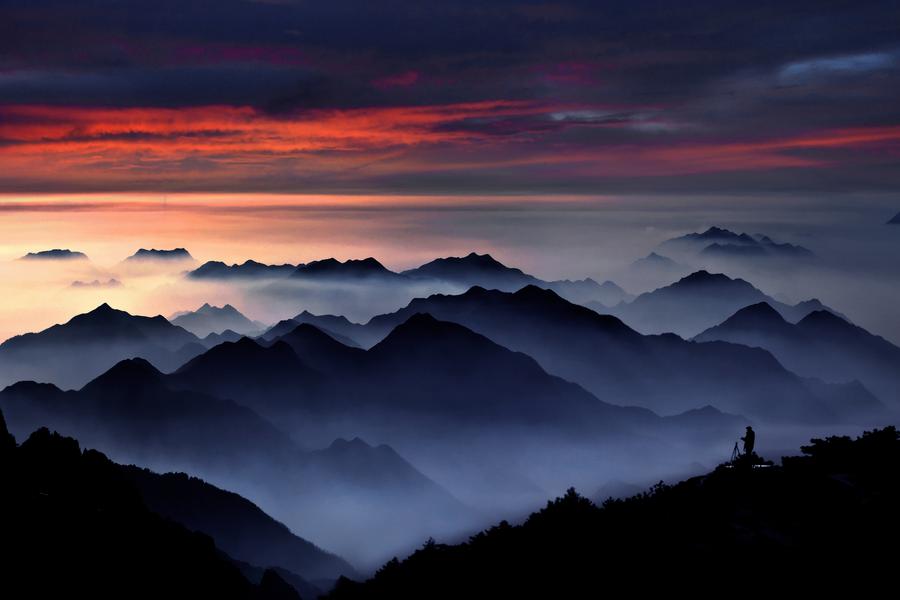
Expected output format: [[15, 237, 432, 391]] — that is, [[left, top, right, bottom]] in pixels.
[[1, 1, 899, 344], [1, 0, 898, 195]]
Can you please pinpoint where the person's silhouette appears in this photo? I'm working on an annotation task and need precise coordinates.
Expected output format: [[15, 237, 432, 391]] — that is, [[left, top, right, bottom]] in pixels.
[[741, 426, 755, 456]]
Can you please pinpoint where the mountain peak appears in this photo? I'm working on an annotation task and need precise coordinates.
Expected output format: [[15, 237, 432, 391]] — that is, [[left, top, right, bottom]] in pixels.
[[127, 248, 193, 261], [21, 249, 88, 261], [732, 301, 785, 320], [82, 357, 163, 391], [678, 270, 725, 284], [328, 437, 374, 452], [798, 309, 850, 329], [887, 212, 900, 225], [514, 284, 560, 299], [717, 302, 788, 329]]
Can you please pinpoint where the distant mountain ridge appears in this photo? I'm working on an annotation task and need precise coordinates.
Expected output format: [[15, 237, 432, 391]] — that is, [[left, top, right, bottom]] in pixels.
[[0, 303, 203, 390], [20, 248, 88, 260], [607, 270, 841, 337], [347, 285, 874, 423], [188, 260, 298, 280], [188, 251, 631, 307], [695, 302, 900, 408], [126, 248, 193, 261], [171, 303, 265, 337], [659, 226, 814, 260]]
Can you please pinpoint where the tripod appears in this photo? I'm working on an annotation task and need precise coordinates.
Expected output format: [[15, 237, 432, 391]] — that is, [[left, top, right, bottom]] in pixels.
[[731, 441, 742, 462]]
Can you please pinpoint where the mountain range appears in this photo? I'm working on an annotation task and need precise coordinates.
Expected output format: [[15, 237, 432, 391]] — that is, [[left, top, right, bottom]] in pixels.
[[607, 270, 840, 337], [344, 285, 875, 423], [0, 353, 473, 568], [659, 226, 814, 260], [171, 303, 266, 337], [0, 417, 305, 599], [695, 302, 900, 408], [20, 248, 88, 261], [126, 248, 194, 261], [0, 303, 204, 389], [324, 426, 900, 598], [188, 252, 632, 308], [188, 259, 298, 279]]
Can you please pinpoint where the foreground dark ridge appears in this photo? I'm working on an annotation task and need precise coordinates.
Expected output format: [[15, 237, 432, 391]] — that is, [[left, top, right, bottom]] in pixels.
[[0, 416, 302, 600], [327, 426, 900, 598]]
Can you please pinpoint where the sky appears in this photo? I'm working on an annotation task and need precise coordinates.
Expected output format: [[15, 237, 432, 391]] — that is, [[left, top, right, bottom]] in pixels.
[[0, 1, 898, 344], [0, 0, 898, 194]]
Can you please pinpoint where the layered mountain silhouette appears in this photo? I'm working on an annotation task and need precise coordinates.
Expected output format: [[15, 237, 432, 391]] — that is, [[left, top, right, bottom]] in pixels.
[[1, 357, 472, 568], [353, 286, 872, 423], [170, 337, 326, 417], [201, 328, 244, 347], [262, 311, 366, 347], [888, 212, 900, 225], [262, 323, 366, 374], [291, 258, 404, 281], [120, 465, 356, 583], [189, 252, 630, 307], [618, 251, 693, 294], [695, 302, 900, 408], [188, 259, 298, 280], [326, 426, 900, 598], [0, 419, 303, 599], [178, 314, 660, 435], [71, 278, 122, 288], [171, 303, 265, 337], [20, 248, 88, 260], [402, 252, 631, 305], [608, 270, 841, 337], [0, 303, 204, 389], [0, 357, 300, 472], [660, 226, 814, 259], [126, 247, 193, 261]]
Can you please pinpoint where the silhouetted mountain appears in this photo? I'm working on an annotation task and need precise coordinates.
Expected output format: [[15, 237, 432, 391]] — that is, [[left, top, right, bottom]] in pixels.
[[126, 247, 193, 261], [632, 251, 683, 269], [358, 286, 867, 423], [696, 303, 900, 408], [71, 278, 122, 288], [120, 465, 357, 582], [188, 260, 298, 280], [660, 226, 813, 259], [620, 251, 693, 293], [192, 312, 656, 434], [545, 278, 632, 306], [201, 329, 244, 347], [1, 358, 299, 472], [1, 357, 468, 569], [0, 303, 202, 389], [291, 257, 405, 281], [21, 248, 88, 260], [170, 337, 325, 418], [265, 324, 366, 374], [0, 423, 301, 599], [608, 270, 841, 337], [402, 252, 630, 305], [353, 313, 648, 429], [326, 426, 900, 598], [402, 252, 540, 289], [262, 312, 364, 347], [886, 212, 900, 224], [171, 303, 265, 337]]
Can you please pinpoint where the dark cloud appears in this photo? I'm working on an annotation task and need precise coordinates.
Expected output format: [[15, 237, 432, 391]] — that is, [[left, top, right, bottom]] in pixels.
[[0, 0, 898, 193]]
